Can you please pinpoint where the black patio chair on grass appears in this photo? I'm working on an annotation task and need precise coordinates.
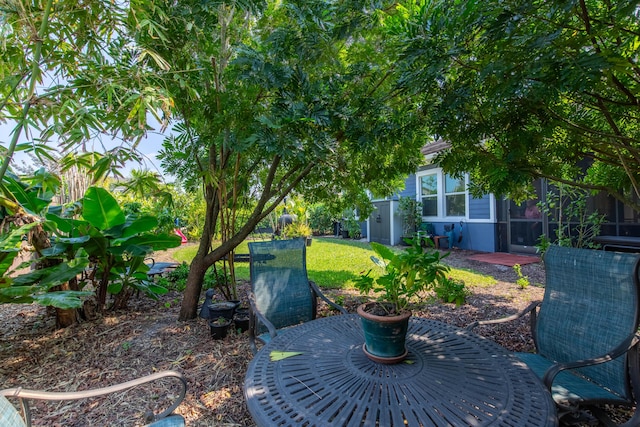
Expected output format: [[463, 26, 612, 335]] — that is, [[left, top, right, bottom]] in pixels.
[[247, 238, 347, 354]]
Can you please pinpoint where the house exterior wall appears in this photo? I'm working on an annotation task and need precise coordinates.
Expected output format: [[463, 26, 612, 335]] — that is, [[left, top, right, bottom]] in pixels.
[[368, 170, 499, 252]]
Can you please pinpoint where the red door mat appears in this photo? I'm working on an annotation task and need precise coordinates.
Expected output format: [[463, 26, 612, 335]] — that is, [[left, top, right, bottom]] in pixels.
[[467, 253, 540, 267]]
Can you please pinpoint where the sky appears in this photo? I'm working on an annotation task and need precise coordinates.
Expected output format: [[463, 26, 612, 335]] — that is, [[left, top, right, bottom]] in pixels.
[[0, 120, 170, 179]]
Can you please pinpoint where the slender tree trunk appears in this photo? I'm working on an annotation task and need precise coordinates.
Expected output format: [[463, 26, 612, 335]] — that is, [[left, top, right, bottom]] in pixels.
[[55, 280, 80, 328]]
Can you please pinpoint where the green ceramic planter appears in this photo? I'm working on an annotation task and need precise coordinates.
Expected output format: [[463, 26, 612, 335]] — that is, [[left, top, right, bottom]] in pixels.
[[357, 302, 411, 364]]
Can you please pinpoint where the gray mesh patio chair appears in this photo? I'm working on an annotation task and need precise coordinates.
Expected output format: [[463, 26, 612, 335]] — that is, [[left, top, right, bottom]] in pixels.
[[0, 370, 187, 427], [468, 245, 640, 426], [248, 238, 347, 354]]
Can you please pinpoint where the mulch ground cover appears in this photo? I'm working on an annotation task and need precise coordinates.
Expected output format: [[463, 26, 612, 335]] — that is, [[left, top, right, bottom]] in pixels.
[[0, 247, 632, 426]]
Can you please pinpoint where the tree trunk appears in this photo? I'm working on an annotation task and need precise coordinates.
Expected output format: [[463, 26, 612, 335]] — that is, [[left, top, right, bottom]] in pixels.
[[178, 248, 211, 320], [55, 281, 80, 328]]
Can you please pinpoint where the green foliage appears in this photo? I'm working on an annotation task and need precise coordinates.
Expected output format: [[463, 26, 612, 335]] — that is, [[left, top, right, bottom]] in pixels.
[[398, 197, 422, 238], [513, 264, 530, 290], [283, 222, 312, 239], [353, 239, 450, 313], [308, 204, 334, 235], [167, 263, 190, 291], [537, 183, 605, 253], [45, 186, 182, 309], [343, 212, 362, 239], [145, 1, 430, 318], [0, 0, 173, 183], [397, 0, 640, 211], [434, 276, 469, 307]]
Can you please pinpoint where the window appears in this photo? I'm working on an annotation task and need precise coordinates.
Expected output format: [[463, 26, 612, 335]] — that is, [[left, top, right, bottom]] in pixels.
[[445, 174, 466, 216], [417, 170, 468, 218], [420, 174, 438, 216]]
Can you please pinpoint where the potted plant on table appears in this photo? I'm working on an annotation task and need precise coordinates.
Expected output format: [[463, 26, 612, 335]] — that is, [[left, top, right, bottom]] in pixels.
[[354, 239, 450, 363]]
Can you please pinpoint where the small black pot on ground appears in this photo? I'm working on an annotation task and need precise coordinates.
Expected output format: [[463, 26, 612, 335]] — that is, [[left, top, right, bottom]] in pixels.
[[234, 307, 250, 333], [234, 316, 250, 333], [207, 302, 236, 321], [210, 318, 232, 339]]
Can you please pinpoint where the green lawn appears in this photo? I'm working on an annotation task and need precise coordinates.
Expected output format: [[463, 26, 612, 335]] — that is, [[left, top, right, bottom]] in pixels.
[[173, 237, 496, 289]]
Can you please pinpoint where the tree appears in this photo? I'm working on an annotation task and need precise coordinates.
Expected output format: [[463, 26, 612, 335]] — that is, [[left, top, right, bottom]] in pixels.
[[0, 0, 173, 184], [0, 0, 179, 326], [144, 0, 429, 320], [395, 0, 640, 207]]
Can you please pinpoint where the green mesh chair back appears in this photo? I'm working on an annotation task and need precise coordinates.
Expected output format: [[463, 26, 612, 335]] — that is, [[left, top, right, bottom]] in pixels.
[[538, 245, 640, 398], [249, 238, 315, 335]]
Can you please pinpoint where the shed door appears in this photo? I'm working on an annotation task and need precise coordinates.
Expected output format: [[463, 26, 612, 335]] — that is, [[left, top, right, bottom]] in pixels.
[[369, 201, 391, 245]]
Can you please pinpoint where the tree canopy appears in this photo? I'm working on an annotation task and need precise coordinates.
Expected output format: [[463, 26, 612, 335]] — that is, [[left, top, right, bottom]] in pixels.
[[141, 0, 430, 319], [396, 0, 640, 207], [0, 0, 173, 185]]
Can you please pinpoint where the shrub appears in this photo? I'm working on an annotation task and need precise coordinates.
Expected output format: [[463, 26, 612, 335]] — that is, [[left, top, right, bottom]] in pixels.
[[434, 276, 469, 306], [308, 204, 334, 235]]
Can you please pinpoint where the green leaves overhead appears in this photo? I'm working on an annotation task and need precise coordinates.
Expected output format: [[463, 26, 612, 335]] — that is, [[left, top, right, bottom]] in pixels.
[[395, 0, 640, 208]]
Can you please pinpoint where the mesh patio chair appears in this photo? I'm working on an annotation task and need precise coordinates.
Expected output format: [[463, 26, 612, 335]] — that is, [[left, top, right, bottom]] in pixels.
[[468, 245, 640, 426], [248, 238, 347, 354], [0, 370, 187, 427]]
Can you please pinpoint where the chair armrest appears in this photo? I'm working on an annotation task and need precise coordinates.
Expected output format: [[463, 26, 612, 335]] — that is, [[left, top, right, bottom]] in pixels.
[[541, 332, 640, 389], [309, 281, 348, 314], [466, 301, 541, 330], [0, 370, 187, 425], [248, 292, 279, 338]]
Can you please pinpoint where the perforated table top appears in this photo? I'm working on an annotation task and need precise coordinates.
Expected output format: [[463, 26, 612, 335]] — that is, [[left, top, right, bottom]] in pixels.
[[244, 314, 557, 427]]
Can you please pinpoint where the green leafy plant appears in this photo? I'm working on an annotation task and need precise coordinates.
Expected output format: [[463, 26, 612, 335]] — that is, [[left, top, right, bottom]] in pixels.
[[283, 221, 312, 239], [44, 186, 182, 311], [354, 239, 450, 314], [537, 183, 606, 255], [212, 316, 230, 326], [167, 263, 190, 290], [308, 204, 335, 235], [398, 197, 422, 239], [434, 276, 469, 306], [343, 213, 362, 239], [513, 264, 530, 289]]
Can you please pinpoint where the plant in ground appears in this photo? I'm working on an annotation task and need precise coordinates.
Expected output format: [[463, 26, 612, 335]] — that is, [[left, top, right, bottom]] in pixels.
[[398, 196, 422, 240], [434, 276, 469, 307], [354, 239, 450, 314], [513, 264, 530, 289]]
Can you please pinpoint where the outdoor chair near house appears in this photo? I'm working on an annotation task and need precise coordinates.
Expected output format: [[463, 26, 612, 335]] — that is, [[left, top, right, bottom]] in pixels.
[[468, 245, 640, 426], [0, 370, 187, 427], [247, 238, 348, 354]]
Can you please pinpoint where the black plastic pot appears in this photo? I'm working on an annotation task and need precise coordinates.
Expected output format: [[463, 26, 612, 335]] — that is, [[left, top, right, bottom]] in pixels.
[[234, 316, 250, 333], [209, 318, 232, 339], [207, 302, 236, 321]]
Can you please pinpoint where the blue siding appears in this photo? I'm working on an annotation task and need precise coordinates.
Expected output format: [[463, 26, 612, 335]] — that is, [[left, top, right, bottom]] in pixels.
[[426, 222, 496, 252], [469, 194, 491, 220], [398, 174, 417, 199]]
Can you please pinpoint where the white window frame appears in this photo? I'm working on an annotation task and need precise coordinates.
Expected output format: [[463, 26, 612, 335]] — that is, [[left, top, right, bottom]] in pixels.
[[416, 169, 469, 220]]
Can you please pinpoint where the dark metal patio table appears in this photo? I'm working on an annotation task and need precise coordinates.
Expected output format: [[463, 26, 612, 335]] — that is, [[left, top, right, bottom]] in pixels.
[[244, 314, 558, 427]]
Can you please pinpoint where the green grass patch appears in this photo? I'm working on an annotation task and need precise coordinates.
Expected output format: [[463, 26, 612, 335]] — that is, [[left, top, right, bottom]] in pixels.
[[444, 267, 497, 288], [172, 238, 497, 290]]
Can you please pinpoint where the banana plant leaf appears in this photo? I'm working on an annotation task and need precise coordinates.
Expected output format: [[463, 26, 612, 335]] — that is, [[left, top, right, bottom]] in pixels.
[[10, 258, 89, 288], [82, 186, 125, 230], [3, 174, 50, 215], [33, 291, 93, 309], [0, 222, 41, 275]]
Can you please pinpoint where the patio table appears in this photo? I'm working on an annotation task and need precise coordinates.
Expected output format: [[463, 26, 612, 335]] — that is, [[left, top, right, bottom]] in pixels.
[[244, 314, 557, 427]]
